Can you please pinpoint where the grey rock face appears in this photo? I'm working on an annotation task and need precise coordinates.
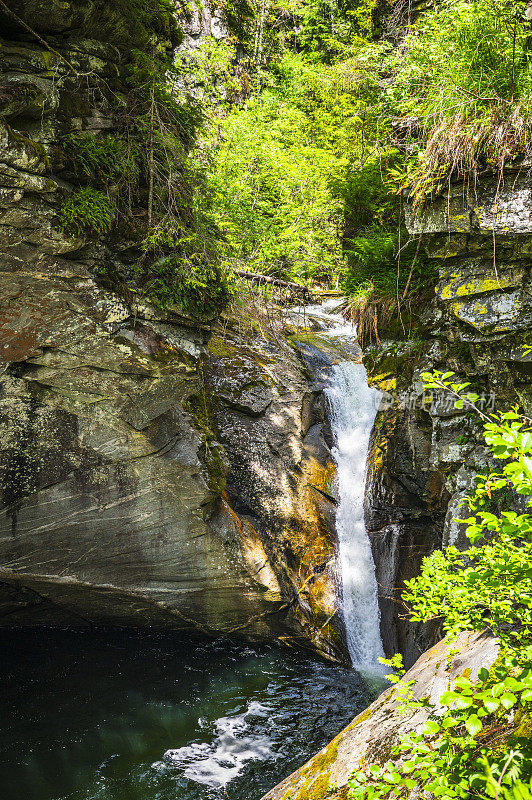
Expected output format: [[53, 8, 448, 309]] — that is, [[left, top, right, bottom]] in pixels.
[[0, 270, 287, 637], [405, 168, 532, 235], [366, 403, 448, 668], [362, 169, 532, 666], [180, 3, 229, 49], [406, 170, 532, 524], [207, 330, 347, 661], [0, 3, 345, 660]]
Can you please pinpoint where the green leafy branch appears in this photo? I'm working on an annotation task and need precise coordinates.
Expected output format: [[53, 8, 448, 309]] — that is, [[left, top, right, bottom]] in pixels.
[[347, 369, 532, 800]]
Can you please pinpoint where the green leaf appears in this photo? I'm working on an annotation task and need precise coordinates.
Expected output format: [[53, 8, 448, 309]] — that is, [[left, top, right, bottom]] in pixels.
[[442, 716, 459, 728], [500, 692, 517, 709], [423, 720, 441, 735], [440, 691, 460, 705], [465, 715, 482, 736], [482, 697, 500, 713]]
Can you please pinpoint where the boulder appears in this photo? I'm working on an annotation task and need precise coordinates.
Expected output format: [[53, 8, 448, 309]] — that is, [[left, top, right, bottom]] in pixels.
[[260, 630, 499, 800]]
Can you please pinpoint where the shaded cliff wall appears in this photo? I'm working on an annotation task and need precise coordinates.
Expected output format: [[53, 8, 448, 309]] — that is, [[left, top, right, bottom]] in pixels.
[[207, 328, 345, 659], [0, 1, 346, 660], [365, 403, 447, 667], [364, 167, 532, 666]]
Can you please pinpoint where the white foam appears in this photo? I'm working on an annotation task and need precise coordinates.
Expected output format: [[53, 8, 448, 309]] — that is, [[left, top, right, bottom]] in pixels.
[[156, 701, 274, 789], [291, 299, 347, 331], [322, 329, 386, 673]]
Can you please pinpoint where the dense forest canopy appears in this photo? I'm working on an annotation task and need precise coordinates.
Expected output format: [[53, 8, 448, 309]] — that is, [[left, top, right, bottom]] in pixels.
[[58, 0, 532, 326], [174, 0, 532, 328]]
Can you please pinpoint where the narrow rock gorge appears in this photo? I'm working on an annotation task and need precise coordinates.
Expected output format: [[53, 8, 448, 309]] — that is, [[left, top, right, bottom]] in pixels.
[[1, 1, 532, 799]]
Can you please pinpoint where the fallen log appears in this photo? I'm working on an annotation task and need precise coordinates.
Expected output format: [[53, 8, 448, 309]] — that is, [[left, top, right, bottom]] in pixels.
[[233, 269, 312, 297]]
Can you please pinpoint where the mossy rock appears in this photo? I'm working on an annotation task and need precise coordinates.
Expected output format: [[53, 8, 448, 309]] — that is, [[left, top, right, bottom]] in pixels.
[[281, 739, 340, 800], [0, 80, 44, 119], [183, 391, 229, 497]]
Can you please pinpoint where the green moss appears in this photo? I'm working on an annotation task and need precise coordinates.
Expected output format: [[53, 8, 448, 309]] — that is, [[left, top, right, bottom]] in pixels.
[[57, 92, 92, 121], [346, 705, 374, 730], [207, 337, 238, 360], [283, 739, 341, 800], [6, 125, 51, 170], [449, 341, 473, 363], [0, 81, 40, 113], [514, 710, 532, 738], [203, 441, 228, 496], [151, 342, 195, 368], [183, 391, 228, 496], [364, 345, 420, 392], [136, 257, 233, 319], [208, 334, 275, 369], [40, 50, 56, 69]]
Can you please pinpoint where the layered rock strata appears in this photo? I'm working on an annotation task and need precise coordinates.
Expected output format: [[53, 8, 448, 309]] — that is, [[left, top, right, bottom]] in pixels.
[[363, 168, 532, 664], [0, 1, 345, 659]]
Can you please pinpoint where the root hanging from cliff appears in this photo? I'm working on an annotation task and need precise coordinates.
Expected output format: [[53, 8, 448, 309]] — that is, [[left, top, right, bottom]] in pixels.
[[341, 294, 396, 347]]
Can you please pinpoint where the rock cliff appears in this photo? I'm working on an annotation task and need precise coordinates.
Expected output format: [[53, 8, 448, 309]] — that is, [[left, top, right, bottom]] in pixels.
[[0, 0, 346, 660], [360, 167, 532, 666]]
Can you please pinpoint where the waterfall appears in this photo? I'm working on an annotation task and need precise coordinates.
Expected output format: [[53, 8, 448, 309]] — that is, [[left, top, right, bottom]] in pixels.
[[325, 361, 385, 672], [292, 299, 385, 672]]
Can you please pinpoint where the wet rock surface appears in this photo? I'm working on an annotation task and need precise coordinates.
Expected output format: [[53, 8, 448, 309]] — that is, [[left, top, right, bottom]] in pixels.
[[366, 404, 448, 667], [361, 168, 532, 667], [207, 329, 346, 661], [260, 630, 499, 800]]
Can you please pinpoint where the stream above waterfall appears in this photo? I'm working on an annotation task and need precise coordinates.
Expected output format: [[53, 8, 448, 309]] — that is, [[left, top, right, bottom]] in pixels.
[[0, 629, 382, 800]]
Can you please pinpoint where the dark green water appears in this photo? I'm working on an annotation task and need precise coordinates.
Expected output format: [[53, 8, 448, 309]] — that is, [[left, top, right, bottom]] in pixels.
[[0, 630, 382, 800]]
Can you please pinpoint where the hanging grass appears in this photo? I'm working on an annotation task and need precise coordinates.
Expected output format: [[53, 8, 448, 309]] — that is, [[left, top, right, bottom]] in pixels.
[[392, 0, 532, 204]]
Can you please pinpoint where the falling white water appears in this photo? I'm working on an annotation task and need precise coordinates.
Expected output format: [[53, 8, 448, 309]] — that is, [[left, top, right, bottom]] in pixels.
[[326, 361, 385, 671], [293, 299, 385, 672]]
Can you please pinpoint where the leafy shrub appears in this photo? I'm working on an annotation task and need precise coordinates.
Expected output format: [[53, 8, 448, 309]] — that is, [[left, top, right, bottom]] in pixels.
[[203, 47, 387, 285], [333, 153, 436, 324], [204, 81, 346, 283], [217, 0, 256, 43], [57, 187, 114, 236], [299, 0, 387, 58], [138, 253, 234, 318], [174, 38, 249, 113], [348, 372, 532, 800]]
